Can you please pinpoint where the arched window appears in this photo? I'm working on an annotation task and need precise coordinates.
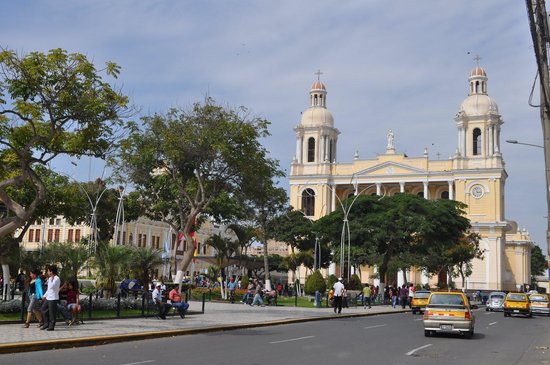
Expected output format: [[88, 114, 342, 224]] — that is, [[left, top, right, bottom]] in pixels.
[[473, 128, 481, 155], [302, 189, 315, 216], [475, 81, 480, 93], [307, 137, 315, 162], [441, 191, 449, 200]]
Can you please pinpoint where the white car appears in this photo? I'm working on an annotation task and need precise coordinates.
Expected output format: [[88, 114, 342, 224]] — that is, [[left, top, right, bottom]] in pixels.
[[486, 291, 505, 311]]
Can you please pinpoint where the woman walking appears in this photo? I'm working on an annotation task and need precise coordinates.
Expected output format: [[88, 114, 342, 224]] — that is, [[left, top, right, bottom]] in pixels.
[[23, 269, 44, 328]]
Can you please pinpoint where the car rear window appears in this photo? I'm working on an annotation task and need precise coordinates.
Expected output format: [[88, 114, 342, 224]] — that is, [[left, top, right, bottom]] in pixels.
[[428, 294, 465, 306], [530, 295, 547, 302], [507, 294, 527, 301], [490, 294, 504, 299], [414, 292, 430, 299]]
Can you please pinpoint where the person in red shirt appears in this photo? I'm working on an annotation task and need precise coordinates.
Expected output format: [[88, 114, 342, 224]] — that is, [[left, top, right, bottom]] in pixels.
[[168, 285, 189, 318]]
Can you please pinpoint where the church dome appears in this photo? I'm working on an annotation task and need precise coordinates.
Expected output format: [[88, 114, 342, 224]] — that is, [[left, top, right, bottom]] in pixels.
[[459, 94, 499, 116], [311, 81, 326, 90], [470, 66, 487, 77], [300, 107, 334, 127]]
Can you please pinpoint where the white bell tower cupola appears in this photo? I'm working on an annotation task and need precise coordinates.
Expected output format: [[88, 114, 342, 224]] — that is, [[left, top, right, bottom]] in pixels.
[[454, 61, 503, 166], [292, 71, 340, 167]]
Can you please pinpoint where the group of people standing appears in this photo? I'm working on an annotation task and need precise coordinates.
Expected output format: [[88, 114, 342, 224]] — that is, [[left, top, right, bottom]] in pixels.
[[386, 283, 415, 309], [23, 265, 81, 331]]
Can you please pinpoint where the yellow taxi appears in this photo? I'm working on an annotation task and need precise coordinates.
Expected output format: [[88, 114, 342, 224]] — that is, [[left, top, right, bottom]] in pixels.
[[411, 290, 430, 314], [528, 293, 550, 317], [423, 291, 475, 338], [503, 292, 531, 317]]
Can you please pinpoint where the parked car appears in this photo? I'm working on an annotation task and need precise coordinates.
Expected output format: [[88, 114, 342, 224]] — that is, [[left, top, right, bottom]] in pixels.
[[485, 291, 506, 312], [528, 293, 550, 317], [411, 290, 431, 314], [503, 292, 531, 318], [423, 291, 475, 338]]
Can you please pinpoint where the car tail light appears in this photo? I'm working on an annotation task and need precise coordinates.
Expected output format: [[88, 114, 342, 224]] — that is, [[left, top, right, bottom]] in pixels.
[[464, 311, 471, 320], [423, 311, 430, 319]]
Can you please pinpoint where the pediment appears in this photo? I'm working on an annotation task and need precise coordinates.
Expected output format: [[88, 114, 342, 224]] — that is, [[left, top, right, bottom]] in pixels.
[[355, 161, 426, 176]]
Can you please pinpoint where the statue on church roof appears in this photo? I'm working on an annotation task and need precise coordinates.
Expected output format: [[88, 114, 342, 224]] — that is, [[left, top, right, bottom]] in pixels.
[[386, 129, 395, 152]]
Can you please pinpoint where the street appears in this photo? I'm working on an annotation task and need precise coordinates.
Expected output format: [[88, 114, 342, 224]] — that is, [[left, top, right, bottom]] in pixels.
[[1, 308, 549, 365]]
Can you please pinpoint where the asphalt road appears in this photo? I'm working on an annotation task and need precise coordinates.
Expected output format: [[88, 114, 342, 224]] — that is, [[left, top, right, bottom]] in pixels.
[[1, 309, 549, 365]]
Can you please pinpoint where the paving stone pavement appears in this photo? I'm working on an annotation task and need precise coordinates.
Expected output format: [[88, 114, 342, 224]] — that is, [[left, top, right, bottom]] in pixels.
[[0, 301, 405, 346]]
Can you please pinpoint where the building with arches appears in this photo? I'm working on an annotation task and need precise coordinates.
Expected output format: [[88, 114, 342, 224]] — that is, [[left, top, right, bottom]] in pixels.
[[289, 66, 533, 291]]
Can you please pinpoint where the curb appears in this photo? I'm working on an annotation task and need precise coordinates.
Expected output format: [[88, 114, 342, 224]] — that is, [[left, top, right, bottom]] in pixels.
[[0, 309, 410, 354]]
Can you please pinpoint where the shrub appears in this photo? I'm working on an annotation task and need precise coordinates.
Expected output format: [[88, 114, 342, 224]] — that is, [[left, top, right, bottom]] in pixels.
[[0, 299, 22, 313], [347, 274, 362, 291], [304, 270, 327, 295], [240, 274, 249, 289]]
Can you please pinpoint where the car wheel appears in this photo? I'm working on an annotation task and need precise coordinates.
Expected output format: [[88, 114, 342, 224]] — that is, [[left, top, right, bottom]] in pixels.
[[504, 312, 509, 317], [464, 330, 473, 339], [527, 313, 532, 318], [424, 330, 431, 337], [412, 310, 416, 315], [485, 307, 489, 311]]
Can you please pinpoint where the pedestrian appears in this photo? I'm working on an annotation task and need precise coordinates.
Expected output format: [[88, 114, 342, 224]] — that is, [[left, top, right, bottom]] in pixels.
[[153, 283, 171, 319], [15, 270, 26, 293], [362, 284, 372, 309], [333, 277, 345, 314], [40, 265, 60, 331], [168, 285, 189, 318], [64, 278, 81, 325], [391, 285, 398, 308], [399, 284, 408, 309], [408, 283, 415, 309], [23, 269, 43, 328]]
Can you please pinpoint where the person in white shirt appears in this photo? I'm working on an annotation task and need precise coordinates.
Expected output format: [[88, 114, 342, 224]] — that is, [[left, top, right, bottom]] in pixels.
[[152, 283, 171, 319], [333, 277, 345, 314], [40, 265, 61, 331]]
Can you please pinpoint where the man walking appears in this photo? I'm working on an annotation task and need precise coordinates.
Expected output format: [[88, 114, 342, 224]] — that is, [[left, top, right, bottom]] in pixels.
[[333, 277, 345, 314], [40, 265, 60, 331], [362, 283, 372, 309]]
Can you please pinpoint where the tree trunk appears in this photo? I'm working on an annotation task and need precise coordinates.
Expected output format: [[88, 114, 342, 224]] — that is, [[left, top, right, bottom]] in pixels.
[[262, 238, 271, 291], [1, 261, 9, 301]]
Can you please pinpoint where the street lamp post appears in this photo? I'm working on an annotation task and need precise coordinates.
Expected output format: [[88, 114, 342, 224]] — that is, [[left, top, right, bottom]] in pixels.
[[506, 139, 550, 292]]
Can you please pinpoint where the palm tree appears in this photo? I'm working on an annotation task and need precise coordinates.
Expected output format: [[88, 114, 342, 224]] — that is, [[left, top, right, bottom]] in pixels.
[[92, 242, 132, 298], [130, 246, 165, 292], [43, 242, 88, 281], [205, 234, 240, 299]]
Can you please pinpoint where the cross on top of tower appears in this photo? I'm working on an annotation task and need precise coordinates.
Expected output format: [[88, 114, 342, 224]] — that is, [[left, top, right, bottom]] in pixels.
[[473, 54, 482, 65], [315, 69, 323, 81]]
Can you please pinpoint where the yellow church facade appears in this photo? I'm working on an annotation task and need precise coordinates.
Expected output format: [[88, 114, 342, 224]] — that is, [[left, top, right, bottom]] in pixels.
[[289, 67, 533, 291]]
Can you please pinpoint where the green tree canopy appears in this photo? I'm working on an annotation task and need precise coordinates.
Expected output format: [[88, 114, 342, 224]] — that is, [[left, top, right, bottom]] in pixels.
[[531, 245, 547, 278], [115, 98, 284, 275], [0, 48, 129, 239]]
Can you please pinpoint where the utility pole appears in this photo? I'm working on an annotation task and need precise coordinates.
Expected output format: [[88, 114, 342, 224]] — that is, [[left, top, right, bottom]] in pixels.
[[526, 0, 550, 291]]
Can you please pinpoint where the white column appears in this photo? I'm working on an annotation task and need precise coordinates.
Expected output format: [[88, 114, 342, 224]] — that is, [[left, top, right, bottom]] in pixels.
[[462, 128, 467, 157], [319, 135, 325, 163], [421, 270, 429, 286], [399, 181, 405, 193], [397, 270, 404, 287], [373, 266, 380, 287], [423, 181, 429, 199], [457, 128, 462, 155], [489, 124, 495, 156], [295, 138, 300, 162], [448, 181, 454, 200], [376, 183, 381, 196], [331, 184, 336, 213], [495, 126, 501, 153]]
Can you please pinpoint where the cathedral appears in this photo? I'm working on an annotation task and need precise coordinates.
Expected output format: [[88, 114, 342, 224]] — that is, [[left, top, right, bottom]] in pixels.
[[289, 66, 533, 291]]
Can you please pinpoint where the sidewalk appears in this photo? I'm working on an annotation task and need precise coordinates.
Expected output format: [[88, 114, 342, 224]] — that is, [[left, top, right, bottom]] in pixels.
[[0, 302, 408, 354]]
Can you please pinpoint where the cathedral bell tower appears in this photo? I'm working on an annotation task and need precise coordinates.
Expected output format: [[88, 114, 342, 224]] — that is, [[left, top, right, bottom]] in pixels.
[[291, 74, 340, 171], [454, 65, 503, 169]]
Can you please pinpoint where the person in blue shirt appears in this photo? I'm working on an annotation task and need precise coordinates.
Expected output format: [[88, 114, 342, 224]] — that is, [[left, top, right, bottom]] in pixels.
[[23, 269, 44, 328]]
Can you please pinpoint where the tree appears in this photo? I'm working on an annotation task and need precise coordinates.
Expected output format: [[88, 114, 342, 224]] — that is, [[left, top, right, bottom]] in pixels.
[[448, 233, 483, 288], [0, 48, 129, 238], [129, 246, 164, 292], [115, 98, 283, 279], [531, 245, 547, 278], [43, 241, 88, 282], [0, 48, 129, 289], [304, 270, 327, 295], [92, 242, 132, 298]]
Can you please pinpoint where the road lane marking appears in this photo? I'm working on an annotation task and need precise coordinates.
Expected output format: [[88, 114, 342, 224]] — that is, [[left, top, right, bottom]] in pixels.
[[363, 324, 387, 329], [270, 336, 315, 344], [414, 318, 423, 321], [120, 361, 155, 365], [488, 321, 498, 326], [405, 344, 432, 356]]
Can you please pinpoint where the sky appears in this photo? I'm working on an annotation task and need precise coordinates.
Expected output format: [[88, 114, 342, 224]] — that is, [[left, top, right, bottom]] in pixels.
[[2, 1, 547, 251]]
